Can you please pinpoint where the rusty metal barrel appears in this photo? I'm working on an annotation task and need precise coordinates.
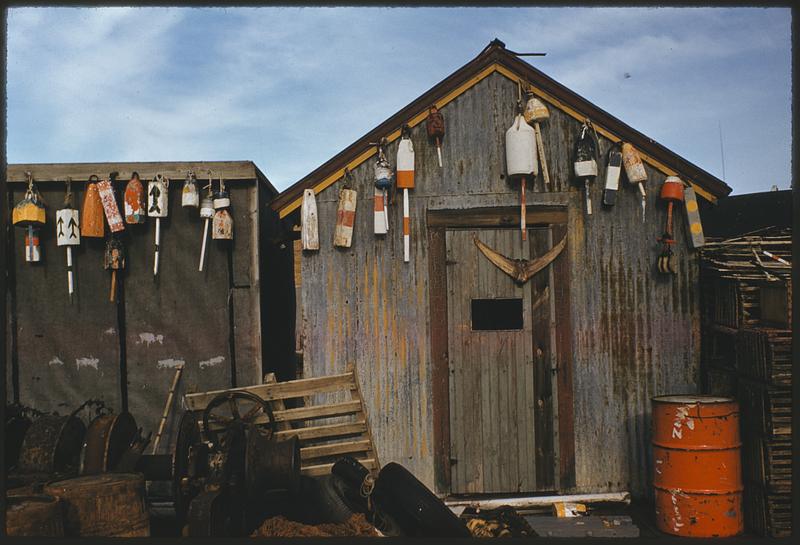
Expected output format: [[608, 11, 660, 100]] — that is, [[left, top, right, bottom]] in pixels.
[[44, 473, 150, 537], [5, 494, 65, 537], [17, 414, 86, 474], [652, 395, 743, 537]]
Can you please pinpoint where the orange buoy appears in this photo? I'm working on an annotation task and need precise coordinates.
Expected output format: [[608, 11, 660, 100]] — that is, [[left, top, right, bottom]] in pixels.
[[652, 395, 743, 538], [81, 175, 105, 238]]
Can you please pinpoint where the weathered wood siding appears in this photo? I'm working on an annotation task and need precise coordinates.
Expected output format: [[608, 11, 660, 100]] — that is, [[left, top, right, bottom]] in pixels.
[[298, 71, 700, 497]]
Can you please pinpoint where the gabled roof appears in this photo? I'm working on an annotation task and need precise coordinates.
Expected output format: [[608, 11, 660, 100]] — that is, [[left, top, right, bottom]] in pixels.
[[271, 39, 731, 218]]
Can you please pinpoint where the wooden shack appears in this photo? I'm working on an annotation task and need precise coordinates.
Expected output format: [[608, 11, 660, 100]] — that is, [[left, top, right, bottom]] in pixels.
[[270, 40, 732, 498], [4, 161, 295, 454]]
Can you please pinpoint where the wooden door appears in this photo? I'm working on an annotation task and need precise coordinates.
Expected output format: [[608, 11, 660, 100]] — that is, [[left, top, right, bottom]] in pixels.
[[446, 228, 538, 494]]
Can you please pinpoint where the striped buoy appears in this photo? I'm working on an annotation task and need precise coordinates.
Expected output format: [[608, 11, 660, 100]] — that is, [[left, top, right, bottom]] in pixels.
[[396, 126, 415, 262], [333, 170, 357, 248], [374, 140, 392, 236]]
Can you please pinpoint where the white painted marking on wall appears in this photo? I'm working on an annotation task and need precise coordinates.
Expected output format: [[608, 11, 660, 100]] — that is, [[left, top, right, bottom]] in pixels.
[[137, 332, 165, 346], [157, 358, 185, 370], [199, 356, 225, 369], [49, 357, 65, 366], [76, 357, 100, 370], [104, 327, 116, 335]]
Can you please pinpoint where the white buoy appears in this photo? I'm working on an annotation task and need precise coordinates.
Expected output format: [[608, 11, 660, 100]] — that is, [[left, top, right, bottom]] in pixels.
[[148, 174, 169, 276], [301, 189, 319, 250], [506, 108, 538, 241], [198, 175, 215, 272], [56, 179, 80, 301], [373, 140, 392, 236]]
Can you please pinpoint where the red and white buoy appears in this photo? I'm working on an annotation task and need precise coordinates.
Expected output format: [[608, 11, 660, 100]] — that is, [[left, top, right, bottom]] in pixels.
[[148, 174, 169, 276], [333, 169, 357, 249], [373, 139, 392, 236], [506, 98, 538, 241], [97, 173, 125, 233], [56, 178, 80, 301], [396, 125, 415, 262]]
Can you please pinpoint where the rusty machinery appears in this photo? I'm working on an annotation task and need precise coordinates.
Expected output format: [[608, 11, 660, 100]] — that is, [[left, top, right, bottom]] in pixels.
[[172, 391, 301, 536]]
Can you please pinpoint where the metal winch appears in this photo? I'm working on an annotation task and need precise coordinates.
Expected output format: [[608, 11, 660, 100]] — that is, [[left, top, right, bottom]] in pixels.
[[172, 391, 301, 536]]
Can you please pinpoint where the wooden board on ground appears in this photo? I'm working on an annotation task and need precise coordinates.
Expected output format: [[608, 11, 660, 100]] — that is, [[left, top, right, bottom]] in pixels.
[[184, 363, 380, 476], [525, 515, 640, 538]]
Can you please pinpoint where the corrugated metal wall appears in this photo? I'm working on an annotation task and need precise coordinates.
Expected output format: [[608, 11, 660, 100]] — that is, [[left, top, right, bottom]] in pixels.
[[298, 71, 700, 497]]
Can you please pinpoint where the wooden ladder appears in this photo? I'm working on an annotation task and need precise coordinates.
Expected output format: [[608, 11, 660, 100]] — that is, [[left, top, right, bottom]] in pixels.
[[183, 363, 380, 477]]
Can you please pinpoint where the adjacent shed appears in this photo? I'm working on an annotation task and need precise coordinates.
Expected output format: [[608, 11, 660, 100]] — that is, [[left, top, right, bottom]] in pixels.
[[5, 161, 295, 454], [271, 40, 731, 498]]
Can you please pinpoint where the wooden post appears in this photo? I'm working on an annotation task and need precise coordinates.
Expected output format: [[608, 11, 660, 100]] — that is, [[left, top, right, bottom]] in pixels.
[[151, 363, 185, 454]]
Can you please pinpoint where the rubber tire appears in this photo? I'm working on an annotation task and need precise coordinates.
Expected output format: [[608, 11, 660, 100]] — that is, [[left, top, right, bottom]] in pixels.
[[372, 462, 470, 538], [293, 474, 355, 524], [331, 456, 371, 514]]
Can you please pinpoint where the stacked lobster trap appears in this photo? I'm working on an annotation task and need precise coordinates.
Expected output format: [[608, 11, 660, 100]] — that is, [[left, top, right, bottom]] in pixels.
[[698, 227, 792, 538]]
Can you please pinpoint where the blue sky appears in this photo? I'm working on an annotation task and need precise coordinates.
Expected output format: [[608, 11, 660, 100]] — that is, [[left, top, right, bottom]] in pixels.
[[6, 7, 791, 194]]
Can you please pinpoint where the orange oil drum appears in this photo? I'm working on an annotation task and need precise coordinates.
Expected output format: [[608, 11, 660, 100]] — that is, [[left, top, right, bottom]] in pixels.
[[652, 395, 743, 538]]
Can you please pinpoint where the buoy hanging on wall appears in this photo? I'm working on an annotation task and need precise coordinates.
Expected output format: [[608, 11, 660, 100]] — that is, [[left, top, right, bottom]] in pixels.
[[396, 125, 415, 262], [622, 142, 648, 222], [81, 175, 105, 238], [657, 176, 685, 275], [198, 173, 215, 272], [333, 169, 357, 249], [603, 143, 622, 206], [124, 172, 146, 224], [56, 178, 80, 301], [506, 98, 538, 241], [301, 188, 319, 250], [426, 105, 445, 168], [148, 174, 169, 276], [373, 139, 392, 236], [523, 92, 551, 189], [683, 185, 705, 249], [97, 173, 125, 233], [104, 236, 125, 302], [13, 171, 47, 263], [573, 120, 598, 215], [212, 176, 233, 241], [182, 170, 199, 209]]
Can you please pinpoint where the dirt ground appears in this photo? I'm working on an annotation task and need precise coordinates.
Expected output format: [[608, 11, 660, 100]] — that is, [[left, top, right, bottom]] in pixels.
[[251, 514, 381, 537]]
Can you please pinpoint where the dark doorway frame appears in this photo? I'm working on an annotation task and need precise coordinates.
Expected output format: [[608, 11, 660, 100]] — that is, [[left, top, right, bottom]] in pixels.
[[427, 205, 575, 494]]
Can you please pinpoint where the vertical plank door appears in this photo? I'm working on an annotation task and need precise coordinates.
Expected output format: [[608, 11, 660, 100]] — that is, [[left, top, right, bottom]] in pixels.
[[446, 228, 536, 494]]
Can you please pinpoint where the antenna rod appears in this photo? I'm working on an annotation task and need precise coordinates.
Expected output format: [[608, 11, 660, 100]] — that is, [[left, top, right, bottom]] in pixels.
[[718, 120, 726, 181]]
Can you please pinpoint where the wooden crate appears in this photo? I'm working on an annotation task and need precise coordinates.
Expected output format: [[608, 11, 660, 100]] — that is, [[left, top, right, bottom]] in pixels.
[[703, 365, 738, 397], [741, 437, 791, 494], [737, 379, 792, 439], [744, 481, 792, 538], [760, 283, 791, 329], [183, 363, 380, 477], [736, 328, 792, 387]]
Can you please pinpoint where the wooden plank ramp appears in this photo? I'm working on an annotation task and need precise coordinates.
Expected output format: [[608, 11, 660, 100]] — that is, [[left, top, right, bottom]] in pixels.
[[184, 363, 380, 477]]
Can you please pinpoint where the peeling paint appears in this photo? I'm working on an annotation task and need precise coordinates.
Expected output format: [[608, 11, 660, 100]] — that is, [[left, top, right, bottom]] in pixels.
[[199, 356, 225, 369], [157, 358, 185, 369], [103, 327, 116, 335], [76, 357, 100, 370], [48, 357, 64, 366], [137, 332, 164, 346]]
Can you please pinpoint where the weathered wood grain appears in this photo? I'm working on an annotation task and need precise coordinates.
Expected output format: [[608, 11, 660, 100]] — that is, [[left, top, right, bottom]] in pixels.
[[298, 71, 702, 497]]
